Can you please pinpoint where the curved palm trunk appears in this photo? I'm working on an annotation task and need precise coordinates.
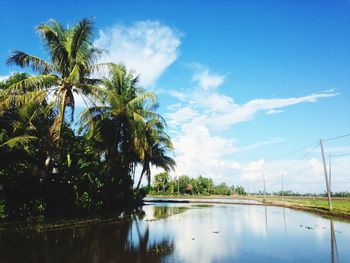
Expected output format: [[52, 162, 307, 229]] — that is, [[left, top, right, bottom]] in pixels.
[[136, 164, 148, 190]]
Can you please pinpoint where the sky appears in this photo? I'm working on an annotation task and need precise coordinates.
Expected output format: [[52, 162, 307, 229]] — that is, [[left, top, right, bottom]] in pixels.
[[1, 0, 350, 193]]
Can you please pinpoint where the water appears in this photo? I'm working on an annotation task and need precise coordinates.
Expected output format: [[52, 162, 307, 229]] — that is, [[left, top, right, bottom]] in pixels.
[[0, 202, 349, 262]]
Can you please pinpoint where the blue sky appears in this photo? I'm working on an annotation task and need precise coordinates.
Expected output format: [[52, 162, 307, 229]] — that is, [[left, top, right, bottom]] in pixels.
[[1, 0, 350, 193]]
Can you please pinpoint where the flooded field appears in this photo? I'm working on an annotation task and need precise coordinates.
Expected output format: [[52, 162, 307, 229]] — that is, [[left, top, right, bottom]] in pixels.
[[0, 201, 349, 262]]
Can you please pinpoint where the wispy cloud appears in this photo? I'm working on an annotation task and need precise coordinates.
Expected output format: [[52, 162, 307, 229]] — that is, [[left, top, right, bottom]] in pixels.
[[166, 66, 339, 129], [266, 109, 283, 115], [238, 138, 286, 152], [94, 20, 181, 87]]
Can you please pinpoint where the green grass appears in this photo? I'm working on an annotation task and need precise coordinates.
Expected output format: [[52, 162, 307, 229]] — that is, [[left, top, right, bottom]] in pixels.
[[261, 196, 350, 215]]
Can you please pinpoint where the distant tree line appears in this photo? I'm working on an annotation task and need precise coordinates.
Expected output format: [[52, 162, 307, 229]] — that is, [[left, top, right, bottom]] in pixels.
[[255, 190, 350, 197], [149, 173, 247, 196]]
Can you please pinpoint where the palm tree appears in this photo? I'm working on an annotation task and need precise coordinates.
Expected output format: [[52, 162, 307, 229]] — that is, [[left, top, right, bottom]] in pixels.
[[3, 18, 104, 143], [136, 118, 175, 189], [80, 64, 161, 178]]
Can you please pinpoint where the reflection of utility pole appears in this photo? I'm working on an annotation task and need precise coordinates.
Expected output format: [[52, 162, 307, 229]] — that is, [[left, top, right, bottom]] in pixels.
[[283, 208, 287, 237], [320, 139, 333, 210], [264, 205, 268, 234], [330, 219, 339, 263]]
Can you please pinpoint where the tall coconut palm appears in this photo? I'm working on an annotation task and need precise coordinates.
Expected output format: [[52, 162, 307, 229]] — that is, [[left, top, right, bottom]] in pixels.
[[3, 18, 104, 143], [80, 64, 162, 178]]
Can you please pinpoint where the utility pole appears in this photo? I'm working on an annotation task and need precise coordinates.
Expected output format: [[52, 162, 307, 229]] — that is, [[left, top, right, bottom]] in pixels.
[[262, 173, 266, 200], [177, 176, 180, 197], [281, 173, 284, 196], [320, 139, 333, 210], [329, 154, 332, 195]]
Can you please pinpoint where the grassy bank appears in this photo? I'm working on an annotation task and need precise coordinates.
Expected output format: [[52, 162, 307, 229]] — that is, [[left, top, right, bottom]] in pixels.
[[255, 196, 350, 220]]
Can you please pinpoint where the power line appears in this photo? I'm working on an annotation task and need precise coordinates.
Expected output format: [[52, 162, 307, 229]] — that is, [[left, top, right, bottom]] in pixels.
[[281, 143, 319, 171], [265, 141, 318, 163], [324, 133, 350, 142], [331, 153, 350, 158], [293, 166, 314, 174], [266, 143, 319, 175]]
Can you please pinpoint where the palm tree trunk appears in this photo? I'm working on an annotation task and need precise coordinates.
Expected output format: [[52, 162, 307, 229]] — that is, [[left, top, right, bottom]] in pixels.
[[136, 165, 148, 190]]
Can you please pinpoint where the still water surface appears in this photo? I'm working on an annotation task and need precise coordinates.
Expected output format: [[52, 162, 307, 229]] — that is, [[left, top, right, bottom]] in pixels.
[[0, 201, 349, 262]]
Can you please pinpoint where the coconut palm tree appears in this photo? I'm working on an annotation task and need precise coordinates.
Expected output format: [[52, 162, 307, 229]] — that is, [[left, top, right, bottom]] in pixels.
[[3, 18, 104, 143], [136, 118, 175, 189], [80, 64, 162, 178]]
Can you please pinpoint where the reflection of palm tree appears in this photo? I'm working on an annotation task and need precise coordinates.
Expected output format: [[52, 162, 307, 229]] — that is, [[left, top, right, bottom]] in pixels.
[[0, 208, 174, 262], [112, 211, 174, 263]]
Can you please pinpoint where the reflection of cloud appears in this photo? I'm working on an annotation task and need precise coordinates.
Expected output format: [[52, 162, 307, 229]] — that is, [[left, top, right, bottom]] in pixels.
[[230, 206, 268, 238], [171, 208, 231, 263], [139, 204, 350, 262]]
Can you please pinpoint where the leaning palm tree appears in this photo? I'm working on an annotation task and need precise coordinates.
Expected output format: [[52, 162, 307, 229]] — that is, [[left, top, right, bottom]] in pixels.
[[80, 64, 161, 178], [136, 118, 175, 189], [3, 18, 104, 142]]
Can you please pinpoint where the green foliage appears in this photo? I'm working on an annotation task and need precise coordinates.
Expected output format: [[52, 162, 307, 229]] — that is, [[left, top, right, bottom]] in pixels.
[[213, 183, 231, 195], [153, 172, 171, 194], [150, 174, 247, 196], [0, 19, 175, 220], [234, 185, 247, 195]]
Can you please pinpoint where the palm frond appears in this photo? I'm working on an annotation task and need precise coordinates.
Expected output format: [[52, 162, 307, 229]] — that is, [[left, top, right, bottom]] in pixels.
[[6, 50, 54, 74], [128, 92, 157, 109], [69, 17, 94, 60], [0, 135, 38, 149], [6, 74, 59, 93], [37, 21, 69, 76]]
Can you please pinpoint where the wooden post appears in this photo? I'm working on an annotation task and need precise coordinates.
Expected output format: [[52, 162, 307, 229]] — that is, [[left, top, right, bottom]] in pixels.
[[320, 139, 333, 210]]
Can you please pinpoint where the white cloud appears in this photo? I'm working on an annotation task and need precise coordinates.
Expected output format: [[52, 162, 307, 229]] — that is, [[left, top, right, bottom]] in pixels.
[[173, 124, 240, 179], [266, 109, 283, 115], [163, 65, 340, 192], [168, 90, 188, 101], [204, 92, 338, 129], [192, 68, 225, 90], [167, 103, 182, 111], [166, 88, 337, 130], [94, 20, 181, 87], [166, 107, 199, 127]]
